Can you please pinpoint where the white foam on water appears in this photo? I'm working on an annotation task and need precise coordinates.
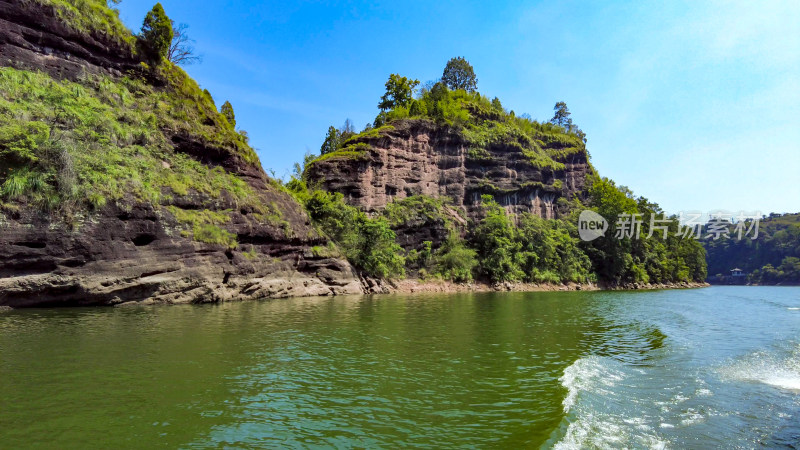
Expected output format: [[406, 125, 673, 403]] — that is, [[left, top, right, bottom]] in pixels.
[[671, 393, 690, 404], [762, 376, 800, 391], [718, 345, 800, 392], [695, 388, 713, 397], [553, 356, 669, 449], [559, 356, 625, 413], [788, 307, 800, 311], [553, 410, 669, 450]]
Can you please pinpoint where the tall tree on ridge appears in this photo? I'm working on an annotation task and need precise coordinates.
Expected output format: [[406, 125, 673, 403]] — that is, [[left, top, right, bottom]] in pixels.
[[441, 56, 478, 92]]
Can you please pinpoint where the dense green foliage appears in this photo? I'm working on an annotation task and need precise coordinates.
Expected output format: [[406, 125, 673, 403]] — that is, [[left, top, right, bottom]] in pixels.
[[465, 179, 707, 285], [291, 177, 706, 286], [749, 257, 800, 284], [470, 196, 525, 282], [139, 3, 173, 64], [517, 212, 592, 283], [287, 181, 405, 279], [441, 57, 478, 92], [432, 231, 479, 282], [378, 74, 419, 111], [584, 177, 707, 284], [382, 195, 462, 228], [705, 213, 800, 284], [468, 195, 591, 283], [382, 195, 477, 282]]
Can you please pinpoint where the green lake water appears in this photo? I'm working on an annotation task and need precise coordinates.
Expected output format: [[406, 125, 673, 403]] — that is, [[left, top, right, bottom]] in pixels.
[[1, 287, 799, 448]]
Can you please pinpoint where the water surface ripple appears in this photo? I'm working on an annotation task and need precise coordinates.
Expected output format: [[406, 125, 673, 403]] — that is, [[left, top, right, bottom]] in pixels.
[[1, 287, 798, 448]]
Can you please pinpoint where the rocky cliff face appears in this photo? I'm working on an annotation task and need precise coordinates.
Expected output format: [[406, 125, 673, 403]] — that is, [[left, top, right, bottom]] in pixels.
[[0, 1, 369, 307], [0, 0, 139, 80], [0, 200, 367, 307], [306, 120, 591, 221]]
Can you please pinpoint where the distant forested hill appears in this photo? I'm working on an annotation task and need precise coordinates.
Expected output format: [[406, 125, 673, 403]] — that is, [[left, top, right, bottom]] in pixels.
[[705, 213, 800, 284]]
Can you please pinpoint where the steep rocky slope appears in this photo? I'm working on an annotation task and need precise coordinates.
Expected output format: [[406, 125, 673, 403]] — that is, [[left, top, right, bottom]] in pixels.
[[0, 0, 365, 307], [306, 119, 591, 222], [0, 0, 139, 79]]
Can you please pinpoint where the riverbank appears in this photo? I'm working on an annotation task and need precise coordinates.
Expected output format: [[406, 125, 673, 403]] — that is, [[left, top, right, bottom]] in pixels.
[[0, 278, 709, 310], [708, 282, 800, 287], [386, 279, 709, 295]]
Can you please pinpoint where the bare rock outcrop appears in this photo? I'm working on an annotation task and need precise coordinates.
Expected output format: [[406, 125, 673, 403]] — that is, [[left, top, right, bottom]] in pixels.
[[0, 202, 364, 307], [306, 120, 591, 222]]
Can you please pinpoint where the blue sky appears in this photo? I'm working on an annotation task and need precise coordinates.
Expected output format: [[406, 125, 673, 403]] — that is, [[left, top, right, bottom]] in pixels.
[[115, 0, 799, 215]]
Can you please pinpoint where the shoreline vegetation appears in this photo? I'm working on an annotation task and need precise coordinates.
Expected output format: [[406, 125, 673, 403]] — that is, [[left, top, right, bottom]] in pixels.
[[388, 279, 710, 295]]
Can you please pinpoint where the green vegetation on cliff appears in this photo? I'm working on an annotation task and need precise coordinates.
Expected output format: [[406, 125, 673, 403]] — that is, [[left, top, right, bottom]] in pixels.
[[293, 57, 706, 285], [584, 177, 707, 284], [750, 257, 800, 284], [470, 195, 591, 283], [308, 57, 586, 175], [0, 1, 271, 251], [383, 195, 461, 230], [383, 195, 478, 282], [139, 3, 173, 64], [289, 173, 705, 285], [369, 80, 586, 171], [413, 176, 707, 286], [288, 182, 405, 278], [0, 66, 255, 216], [339, 178, 706, 285]]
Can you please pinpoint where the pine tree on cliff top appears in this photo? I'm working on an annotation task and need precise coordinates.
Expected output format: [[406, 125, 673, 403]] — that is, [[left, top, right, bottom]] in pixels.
[[140, 3, 173, 64], [221, 101, 236, 128]]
